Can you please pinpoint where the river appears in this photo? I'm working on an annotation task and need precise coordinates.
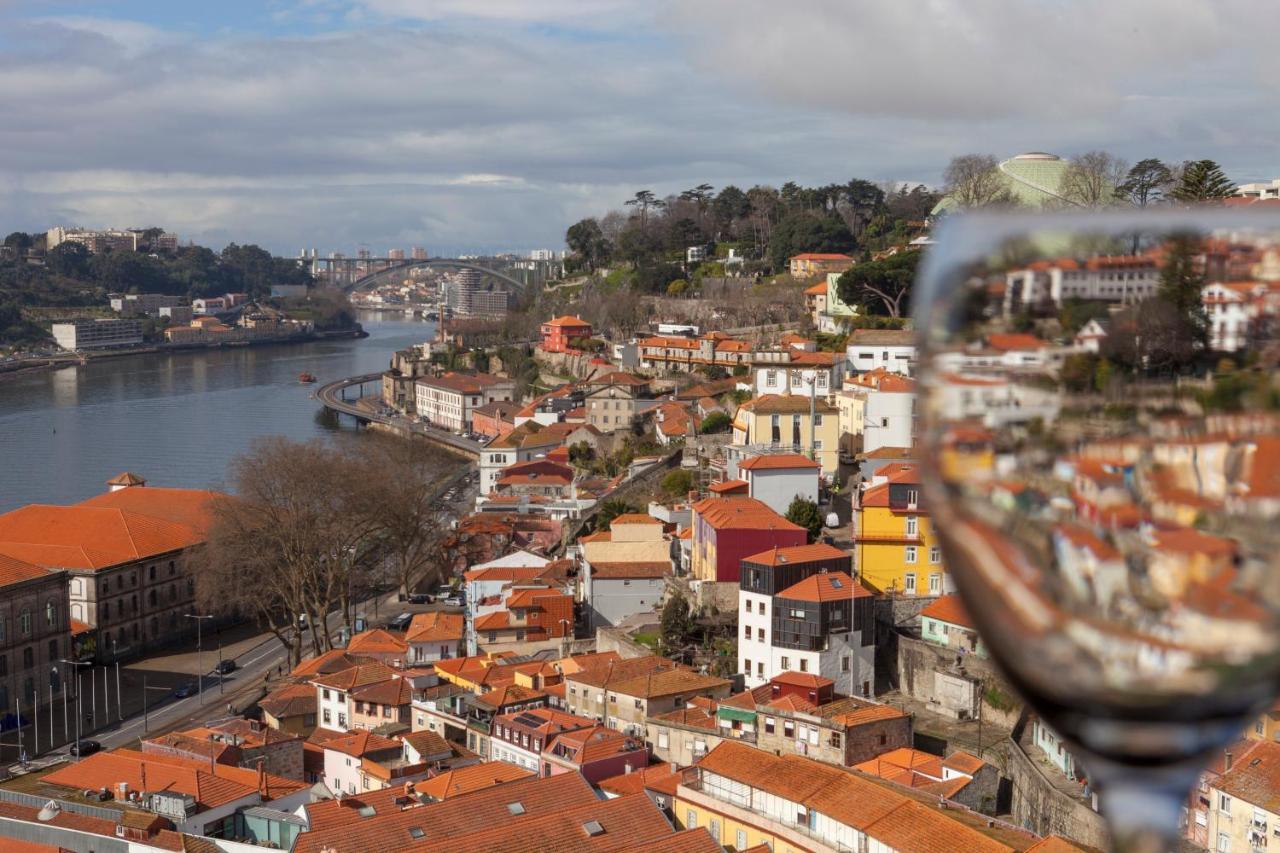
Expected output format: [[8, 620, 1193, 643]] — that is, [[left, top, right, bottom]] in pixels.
[[0, 313, 435, 512]]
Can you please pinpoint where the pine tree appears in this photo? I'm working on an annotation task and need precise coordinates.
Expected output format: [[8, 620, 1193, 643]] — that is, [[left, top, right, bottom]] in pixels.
[[1169, 160, 1235, 204], [1157, 234, 1208, 348]]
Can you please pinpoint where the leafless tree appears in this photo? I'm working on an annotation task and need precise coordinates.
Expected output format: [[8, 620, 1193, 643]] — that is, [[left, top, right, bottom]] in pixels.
[[943, 154, 1018, 209], [1059, 151, 1128, 209]]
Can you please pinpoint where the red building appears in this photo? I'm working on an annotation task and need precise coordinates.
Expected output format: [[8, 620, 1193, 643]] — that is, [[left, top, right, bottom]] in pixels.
[[539, 315, 593, 353], [470, 400, 519, 439], [691, 496, 807, 583], [543, 725, 649, 784]]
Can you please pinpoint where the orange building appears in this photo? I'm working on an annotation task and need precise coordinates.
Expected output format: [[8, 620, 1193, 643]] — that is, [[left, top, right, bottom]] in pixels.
[[539, 315, 593, 353]]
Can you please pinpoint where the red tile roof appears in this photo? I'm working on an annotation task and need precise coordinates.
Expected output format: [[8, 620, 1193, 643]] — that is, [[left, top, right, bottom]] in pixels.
[[0, 504, 205, 571], [776, 571, 871, 603], [691, 497, 801, 532], [791, 253, 854, 262], [543, 315, 591, 328], [406, 611, 465, 644], [738, 453, 822, 471], [589, 562, 670, 579], [611, 513, 661, 526], [322, 729, 402, 758], [346, 628, 409, 655], [742, 542, 848, 567], [920, 595, 974, 629]]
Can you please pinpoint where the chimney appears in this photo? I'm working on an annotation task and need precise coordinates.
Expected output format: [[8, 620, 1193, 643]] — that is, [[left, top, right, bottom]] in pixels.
[[257, 757, 267, 799], [404, 781, 415, 798], [1225, 751, 1234, 771]]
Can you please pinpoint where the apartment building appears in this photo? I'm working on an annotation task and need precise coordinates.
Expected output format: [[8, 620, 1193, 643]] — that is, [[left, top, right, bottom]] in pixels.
[[51, 318, 144, 350], [855, 462, 948, 596], [414, 372, 516, 432]]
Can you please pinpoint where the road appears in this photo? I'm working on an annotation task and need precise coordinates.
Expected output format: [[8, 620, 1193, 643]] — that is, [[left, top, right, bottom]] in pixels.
[[315, 373, 485, 457]]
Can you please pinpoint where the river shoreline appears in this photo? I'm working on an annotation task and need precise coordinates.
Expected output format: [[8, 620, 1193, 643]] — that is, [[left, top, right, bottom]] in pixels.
[[0, 326, 368, 383]]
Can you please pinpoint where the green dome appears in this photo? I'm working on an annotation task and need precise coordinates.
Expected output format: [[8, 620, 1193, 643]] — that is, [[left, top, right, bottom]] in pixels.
[[932, 152, 1078, 216]]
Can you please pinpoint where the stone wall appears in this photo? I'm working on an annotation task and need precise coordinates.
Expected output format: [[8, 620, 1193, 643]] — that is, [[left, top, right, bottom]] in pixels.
[[896, 633, 1019, 727], [595, 626, 653, 659], [1005, 727, 1108, 848]]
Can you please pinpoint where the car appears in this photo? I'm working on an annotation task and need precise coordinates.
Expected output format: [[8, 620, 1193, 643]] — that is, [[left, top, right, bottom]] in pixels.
[[388, 612, 413, 631], [443, 595, 463, 608], [824, 512, 841, 528], [173, 683, 196, 699], [215, 659, 237, 675], [408, 593, 431, 604], [69, 739, 102, 757]]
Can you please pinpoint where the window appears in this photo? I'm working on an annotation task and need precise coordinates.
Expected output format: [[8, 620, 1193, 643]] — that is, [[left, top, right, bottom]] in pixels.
[[799, 659, 809, 672], [45, 601, 56, 627], [0, 656, 6, 677], [784, 721, 795, 738], [930, 546, 941, 564], [19, 609, 30, 636], [48, 639, 58, 662], [686, 810, 697, 830], [102, 603, 110, 621], [764, 716, 775, 734], [634, 699, 643, 709], [904, 546, 918, 564], [780, 656, 789, 670], [904, 573, 917, 594], [744, 600, 751, 614], [905, 515, 918, 536], [149, 565, 156, 581], [842, 656, 850, 673], [323, 709, 331, 724], [756, 662, 763, 678], [929, 573, 942, 594], [1219, 793, 1232, 813], [760, 602, 767, 616], [22, 647, 33, 669], [743, 658, 751, 675], [658, 731, 669, 749], [323, 689, 331, 700], [744, 625, 751, 640], [709, 819, 721, 842], [337, 713, 347, 728], [756, 628, 764, 642], [737, 830, 748, 849]]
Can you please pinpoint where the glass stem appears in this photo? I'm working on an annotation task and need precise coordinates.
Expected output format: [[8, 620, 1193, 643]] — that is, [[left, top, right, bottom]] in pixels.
[[1096, 771, 1194, 853]]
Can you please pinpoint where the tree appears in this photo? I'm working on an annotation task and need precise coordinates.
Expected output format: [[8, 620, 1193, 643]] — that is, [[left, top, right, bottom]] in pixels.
[[1102, 300, 1198, 374], [661, 468, 694, 498], [836, 250, 921, 318], [624, 190, 661, 226], [566, 218, 609, 272], [770, 211, 856, 272], [1059, 151, 1127, 209], [45, 242, 91, 278], [943, 154, 1017, 209], [700, 411, 731, 433], [660, 592, 696, 656], [3, 232, 33, 255], [595, 498, 639, 530], [666, 279, 689, 297], [1116, 159, 1174, 208], [1157, 233, 1209, 348], [1060, 353, 1099, 393], [785, 496, 824, 543], [1169, 160, 1235, 205]]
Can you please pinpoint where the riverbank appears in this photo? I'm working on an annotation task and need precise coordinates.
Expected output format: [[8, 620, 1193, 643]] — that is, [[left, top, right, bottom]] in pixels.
[[0, 325, 368, 383]]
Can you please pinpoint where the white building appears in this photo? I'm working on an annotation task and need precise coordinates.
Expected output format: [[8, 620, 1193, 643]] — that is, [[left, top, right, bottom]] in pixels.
[[752, 352, 846, 398], [51, 318, 143, 351], [839, 370, 917, 456], [934, 372, 1061, 429], [1237, 179, 1280, 200], [1203, 281, 1265, 353], [192, 296, 227, 314], [1004, 255, 1160, 316], [735, 453, 821, 516], [414, 372, 515, 432], [845, 329, 916, 377]]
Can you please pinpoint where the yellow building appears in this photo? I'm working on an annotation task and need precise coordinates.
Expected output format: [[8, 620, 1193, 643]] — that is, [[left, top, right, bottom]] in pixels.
[[855, 462, 946, 596], [731, 394, 840, 475]]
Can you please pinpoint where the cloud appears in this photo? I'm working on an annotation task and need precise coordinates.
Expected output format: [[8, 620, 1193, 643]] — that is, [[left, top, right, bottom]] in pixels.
[[666, 0, 1267, 121]]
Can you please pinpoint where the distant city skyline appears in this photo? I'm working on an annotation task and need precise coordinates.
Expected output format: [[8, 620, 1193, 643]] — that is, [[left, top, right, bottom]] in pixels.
[[2, 1, 1278, 254]]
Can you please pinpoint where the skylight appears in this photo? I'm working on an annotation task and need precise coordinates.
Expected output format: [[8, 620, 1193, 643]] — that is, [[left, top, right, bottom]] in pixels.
[[408, 827, 425, 839], [830, 577, 843, 588], [507, 802, 526, 815], [583, 820, 605, 837]]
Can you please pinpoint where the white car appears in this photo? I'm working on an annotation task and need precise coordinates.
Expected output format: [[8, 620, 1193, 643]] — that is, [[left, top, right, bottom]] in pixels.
[[824, 512, 841, 528]]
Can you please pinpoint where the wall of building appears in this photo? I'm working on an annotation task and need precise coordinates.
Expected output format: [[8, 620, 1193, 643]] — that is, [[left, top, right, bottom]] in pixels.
[[745, 469, 818, 517], [586, 577, 665, 630], [1005, 729, 1108, 848]]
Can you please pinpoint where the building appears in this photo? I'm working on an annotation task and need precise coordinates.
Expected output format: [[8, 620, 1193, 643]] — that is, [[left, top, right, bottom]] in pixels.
[[690, 497, 807, 584], [738, 540, 875, 695], [752, 350, 846, 398], [730, 394, 840, 475], [1206, 739, 1280, 853], [920, 595, 986, 658], [584, 372, 655, 433], [734, 453, 821, 517], [579, 514, 671, 631], [316, 729, 415, 796], [446, 267, 509, 317], [488, 706, 596, 774], [541, 724, 649, 784], [0, 478, 218, 660], [674, 740, 1036, 852], [1238, 179, 1280, 200], [414, 372, 516, 432], [1003, 254, 1161, 316], [838, 369, 917, 456], [191, 296, 228, 314], [110, 294, 184, 317], [845, 328, 916, 376], [46, 226, 140, 254], [310, 661, 399, 731], [260, 682, 319, 735], [381, 345, 435, 414], [855, 462, 948, 596], [0, 553, 72, 722], [51, 318, 143, 351], [142, 718, 304, 781], [855, 747, 998, 813], [472, 585, 574, 655], [807, 274, 861, 333], [539, 316, 593, 353], [471, 400, 520, 439], [565, 660, 731, 737], [789, 253, 853, 280], [636, 332, 752, 373], [405, 611, 465, 664]]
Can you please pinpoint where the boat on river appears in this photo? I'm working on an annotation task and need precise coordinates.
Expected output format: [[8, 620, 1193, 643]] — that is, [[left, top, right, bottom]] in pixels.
[[298, 372, 317, 383]]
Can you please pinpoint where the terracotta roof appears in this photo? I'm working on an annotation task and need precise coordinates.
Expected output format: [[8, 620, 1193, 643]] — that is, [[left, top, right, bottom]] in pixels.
[[398, 730, 452, 760], [415, 761, 534, 802], [805, 281, 829, 295], [476, 684, 547, 709], [440, 792, 682, 853], [77, 486, 221, 535], [42, 747, 304, 809], [691, 497, 801, 533], [738, 394, 836, 415], [986, 333, 1047, 352], [776, 571, 871, 603], [738, 453, 821, 471], [589, 562, 669, 579], [597, 761, 676, 797], [463, 563, 550, 583], [0, 552, 54, 589], [847, 329, 915, 346], [322, 729, 402, 758], [505, 586, 570, 610], [611, 513, 661, 526], [475, 610, 512, 630], [406, 611, 465, 644], [771, 671, 835, 690], [543, 315, 591, 328], [791, 253, 853, 262], [290, 649, 376, 679], [310, 662, 398, 690], [707, 479, 748, 495], [588, 371, 648, 387], [416, 371, 510, 395], [742, 542, 848, 567], [567, 655, 677, 690], [608, 667, 728, 700], [352, 677, 414, 706], [766, 694, 818, 713], [346, 628, 409, 656], [0, 504, 205, 571], [546, 725, 645, 766], [649, 706, 718, 730], [920, 595, 974, 629], [1214, 739, 1280, 813], [944, 751, 986, 775], [1151, 527, 1237, 557]]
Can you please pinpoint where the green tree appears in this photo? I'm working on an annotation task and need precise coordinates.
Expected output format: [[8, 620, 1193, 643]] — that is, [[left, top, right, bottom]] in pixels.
[[1116, 158, 1174, 207], [661, 468, 694, 497], [1094, 358, 1114, 394], [1060, 353, 1099, 393], [836, 250, 920, 318], [666, 279, 689, 297], [566, 218, 609, 271], [769, 211, 855, 273], [699, 411, 731, 433], [45, 242, 91, 278], [595, 498, 639, 530], [3, 232, 34, 255], [1169, 160, 1235, 205], [1158, 234, 1209, 348], [943, 154, 1017, 209], [785, 496, 824, 543]]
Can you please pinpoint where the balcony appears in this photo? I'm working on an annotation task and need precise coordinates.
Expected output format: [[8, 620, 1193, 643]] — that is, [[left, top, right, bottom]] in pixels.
[[852, 531, 921, 543]]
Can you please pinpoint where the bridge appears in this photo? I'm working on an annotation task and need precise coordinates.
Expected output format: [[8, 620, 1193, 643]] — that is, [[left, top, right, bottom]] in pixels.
[[316, 373, 483, 458], [298, 255, 558, 294]]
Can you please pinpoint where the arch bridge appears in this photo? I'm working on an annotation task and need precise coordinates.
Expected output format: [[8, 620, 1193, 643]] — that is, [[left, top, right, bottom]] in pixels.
[[299, 256, 555, 293]]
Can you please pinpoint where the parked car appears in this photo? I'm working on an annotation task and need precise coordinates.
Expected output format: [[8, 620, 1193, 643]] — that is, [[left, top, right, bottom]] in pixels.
[[215, 659, 237, 675], [408, 593, 431, 604], [173, 682, 196, 699], [388, 612, 413, 631], [69, 739, 102, 757], [443, 595, 463, 608]]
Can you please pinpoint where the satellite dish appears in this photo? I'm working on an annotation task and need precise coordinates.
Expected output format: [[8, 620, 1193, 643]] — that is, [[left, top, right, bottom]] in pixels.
[[37, 800, 61, 821]]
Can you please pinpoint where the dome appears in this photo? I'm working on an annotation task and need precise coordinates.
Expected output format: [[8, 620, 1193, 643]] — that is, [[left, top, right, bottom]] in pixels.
[[1012, 152, 1061, 161]]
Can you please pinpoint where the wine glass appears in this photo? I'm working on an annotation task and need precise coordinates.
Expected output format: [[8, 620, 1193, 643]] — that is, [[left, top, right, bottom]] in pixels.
[[914, 208, 1280, 852]]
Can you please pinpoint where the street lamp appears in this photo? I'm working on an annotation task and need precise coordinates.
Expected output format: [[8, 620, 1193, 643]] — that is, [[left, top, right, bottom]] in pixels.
[[57, 660, 89, 761], [184, 614, 214, 705]]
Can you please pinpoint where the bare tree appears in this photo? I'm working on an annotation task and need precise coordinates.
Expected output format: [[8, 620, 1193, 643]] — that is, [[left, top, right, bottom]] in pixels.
[[1059, 151, 1128, 208], [943, 154, 1017, 209]]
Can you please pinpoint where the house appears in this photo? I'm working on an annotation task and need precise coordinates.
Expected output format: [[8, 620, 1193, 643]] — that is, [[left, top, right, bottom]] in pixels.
[[920, 595, 986, 658], [584, 372, 656, 433], [855, 463, 948, 596], [789, 253, 853, 280], [0, 478, 219, 662], [735, 453, 821, 516], [405, 611, 465, 664], [1031, 717, 1083, 783], [1004, 254, 1160, 316], [143, 718, 305, 781], [471, 400, 521, 439], [752, 350, 846, 398], [563, 655, 688, 722], [344, 628, 409, 666], [478, 421, 563, 496], [414, 372, 516, 432], [539, 315, 593, 353], [854, 747, 998, 813], [260, 682, 319, 735], [492, 458, 577, 501], [542, 725, 649, 784], [675, 741, 1037, 853], [768, 573, 875, 696], [579, 513, 672, 630], [564, 657, 732, 737], [317, 729, 411, 796], [472, 585, 574, 655], [689, 497, 807, 584], [729, 394, 840, 475], [1073, 317, 1109, 353], [637, 332, 752, 373], [845, 328, 916, 376], [646, 704, 726, 765], [37, 747, 309, 838], [310, 662, 398, 731], [838, 368, 917, 456], [806, 274, 861, 333], [488, 706, 596, 774]]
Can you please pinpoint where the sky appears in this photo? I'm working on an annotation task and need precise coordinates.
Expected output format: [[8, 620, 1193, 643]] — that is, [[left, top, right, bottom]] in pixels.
[[1, 0, 1278, 256]]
